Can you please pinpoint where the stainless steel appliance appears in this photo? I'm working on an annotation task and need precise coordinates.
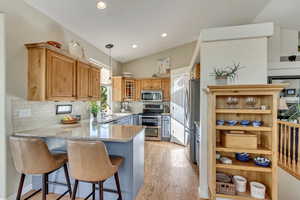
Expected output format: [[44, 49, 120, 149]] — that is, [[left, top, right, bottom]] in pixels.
[[141, 90, 163, 102], [140, 104, 163, 140], [187, 79, 200, 163]]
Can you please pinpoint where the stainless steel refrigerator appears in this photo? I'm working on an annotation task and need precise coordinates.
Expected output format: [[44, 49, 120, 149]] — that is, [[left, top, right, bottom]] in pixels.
[[185, 79, 200, 163]]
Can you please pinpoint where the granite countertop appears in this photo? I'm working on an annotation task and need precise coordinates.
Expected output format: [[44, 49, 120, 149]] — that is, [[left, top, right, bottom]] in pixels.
[[14, 121, 145, 142]]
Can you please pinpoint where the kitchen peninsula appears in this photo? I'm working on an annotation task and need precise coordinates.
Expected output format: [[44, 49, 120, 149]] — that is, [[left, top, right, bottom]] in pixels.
[[14, 121, 145, 200]]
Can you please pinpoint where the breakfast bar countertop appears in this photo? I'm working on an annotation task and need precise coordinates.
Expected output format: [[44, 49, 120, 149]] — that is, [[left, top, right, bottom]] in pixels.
[[14, 121, 145, 142]]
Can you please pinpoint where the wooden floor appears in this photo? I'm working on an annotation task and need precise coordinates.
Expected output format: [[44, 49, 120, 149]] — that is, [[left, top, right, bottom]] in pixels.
[[23, 141, 200, 200]]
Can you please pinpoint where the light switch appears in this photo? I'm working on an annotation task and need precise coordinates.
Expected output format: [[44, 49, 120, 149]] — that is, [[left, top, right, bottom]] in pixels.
[[18, 109, 31, 118]]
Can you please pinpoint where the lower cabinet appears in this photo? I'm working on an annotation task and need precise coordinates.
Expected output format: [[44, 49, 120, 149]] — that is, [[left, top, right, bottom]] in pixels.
[[162, 115, 171, 141]]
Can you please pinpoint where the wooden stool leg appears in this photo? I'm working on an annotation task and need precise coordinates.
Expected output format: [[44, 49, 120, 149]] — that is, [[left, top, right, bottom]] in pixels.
[[16, 174, 25, 200], [98, 181, 104, 200], [92, 184, 96, 200], [71, 180, 78, 200], [63, 164, 72, 197], [114, 172, 122, 200], [42, 174, 47, 200]]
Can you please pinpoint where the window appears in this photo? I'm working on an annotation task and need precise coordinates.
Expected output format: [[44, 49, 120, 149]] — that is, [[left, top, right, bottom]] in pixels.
[[100, 67, 112, 112]]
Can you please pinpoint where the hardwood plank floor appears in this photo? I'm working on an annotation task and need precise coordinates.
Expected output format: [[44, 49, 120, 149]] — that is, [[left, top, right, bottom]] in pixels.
[[22, 141, 200, 200]]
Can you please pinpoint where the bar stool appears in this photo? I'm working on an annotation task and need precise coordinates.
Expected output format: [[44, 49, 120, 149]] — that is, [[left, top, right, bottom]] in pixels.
[[9, 136, 72, 200], [67, 140, 123, 200]]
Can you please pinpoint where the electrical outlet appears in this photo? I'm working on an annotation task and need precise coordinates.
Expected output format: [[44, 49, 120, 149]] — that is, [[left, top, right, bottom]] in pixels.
[[18, 109, 31, 118]]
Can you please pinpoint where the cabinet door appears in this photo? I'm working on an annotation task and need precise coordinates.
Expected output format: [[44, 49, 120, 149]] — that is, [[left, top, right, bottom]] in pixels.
[[124, 79, 136, 101], [135, 80, 141, 101], [151, 79, 162, 90], [77, 61, 90, 100], [46, 50, 76, 100], [162, 78, 170, 101], [112, 77, 124, 102], [89, 67, 101, 100], [141, 79, 152, 90]]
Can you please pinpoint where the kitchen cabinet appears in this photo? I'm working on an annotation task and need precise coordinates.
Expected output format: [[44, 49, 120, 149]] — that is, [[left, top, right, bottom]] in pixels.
[[162, 115, 171, 141], [133, 114, 140, 125], [26, 42, 101, 101], [112, 77, 136, 102], [46, 50, 77, 100], [141, 79, 162, 90], [161, 78, 170, 101], [89, 67, 101, 100], [135, 80, 141, 101], [124, 79, 136, 101]]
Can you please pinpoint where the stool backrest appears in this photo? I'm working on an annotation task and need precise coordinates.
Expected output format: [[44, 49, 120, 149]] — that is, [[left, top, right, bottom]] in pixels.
[[9, 136, 57, 174], [67, 140, 117, 182]]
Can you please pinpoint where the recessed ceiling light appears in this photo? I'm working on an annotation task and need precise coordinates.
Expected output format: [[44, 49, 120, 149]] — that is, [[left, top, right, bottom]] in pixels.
[[161, 33, 168, 38], [97, 1, 106, 9], [132, 44, 138, 49]]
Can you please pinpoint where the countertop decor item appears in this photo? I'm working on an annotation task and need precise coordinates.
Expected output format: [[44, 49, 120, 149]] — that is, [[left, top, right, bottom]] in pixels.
[[90, 101, 100, 119], [250, 182, 266, 199], [68, 40, 84, 58], [61, 115, 78, 124], [233, 175, 247, 193], [254, 157, 271, 167]]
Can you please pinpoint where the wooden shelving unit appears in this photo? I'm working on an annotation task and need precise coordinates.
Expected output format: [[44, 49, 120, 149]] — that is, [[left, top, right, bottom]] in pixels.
[[207, 84, 286, 200]]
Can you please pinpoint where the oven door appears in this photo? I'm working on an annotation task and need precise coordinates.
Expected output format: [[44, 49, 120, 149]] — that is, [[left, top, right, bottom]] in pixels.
[[140, 116, 161, 140], [145, 127, 161, 138]]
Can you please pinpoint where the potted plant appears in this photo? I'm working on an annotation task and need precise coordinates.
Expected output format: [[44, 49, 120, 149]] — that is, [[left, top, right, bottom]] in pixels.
[[211, 63, 244, 85], [89, 101, 100, 119]]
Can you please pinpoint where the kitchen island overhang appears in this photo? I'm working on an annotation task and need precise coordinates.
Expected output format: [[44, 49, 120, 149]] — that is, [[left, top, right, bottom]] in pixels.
[[14, 122, 145, 200]]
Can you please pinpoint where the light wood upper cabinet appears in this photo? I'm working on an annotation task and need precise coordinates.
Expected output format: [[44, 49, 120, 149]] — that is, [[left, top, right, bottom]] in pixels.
[[26, 42, 101, 101], [135, 80, 141, 101], [161, 78, 170, 101], [89, 67, 101, 100], [124, 79, 136, 101], [46, 50, 77, 100], [77, 61, 90, 100], [141, 79, 162, 90], [112, 76, 124, 102]]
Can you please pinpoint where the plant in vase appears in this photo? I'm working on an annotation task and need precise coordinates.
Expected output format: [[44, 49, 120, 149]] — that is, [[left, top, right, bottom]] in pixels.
[[210, 62, 244, 85], [89, 101, 100, 119]]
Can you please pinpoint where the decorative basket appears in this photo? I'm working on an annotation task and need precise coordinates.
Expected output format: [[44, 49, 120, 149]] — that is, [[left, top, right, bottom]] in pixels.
[[216, 182, 236, 195]]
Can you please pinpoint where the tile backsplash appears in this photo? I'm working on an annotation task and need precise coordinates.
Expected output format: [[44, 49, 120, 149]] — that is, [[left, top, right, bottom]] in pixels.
[[11, 97, 90, 132]]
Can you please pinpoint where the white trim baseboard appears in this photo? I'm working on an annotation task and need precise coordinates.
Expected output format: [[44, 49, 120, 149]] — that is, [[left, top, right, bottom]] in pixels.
[[7, 184, 32, 200]]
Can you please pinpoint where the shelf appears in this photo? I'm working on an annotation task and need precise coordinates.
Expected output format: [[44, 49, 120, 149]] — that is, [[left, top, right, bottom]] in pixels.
[[216, 159, 272, 173], [216, 125, 272, 132], [216, 145, 272, 155], [216, 192, 271, 200], [216, 109, 272, 114]]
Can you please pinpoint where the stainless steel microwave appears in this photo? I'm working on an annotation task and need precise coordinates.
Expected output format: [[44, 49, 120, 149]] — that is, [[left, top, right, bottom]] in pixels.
[[141, 90, 163, 102]]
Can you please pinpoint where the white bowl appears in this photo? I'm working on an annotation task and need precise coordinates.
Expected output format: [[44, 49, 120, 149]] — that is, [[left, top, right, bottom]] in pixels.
[[250, 182, 266, 199]]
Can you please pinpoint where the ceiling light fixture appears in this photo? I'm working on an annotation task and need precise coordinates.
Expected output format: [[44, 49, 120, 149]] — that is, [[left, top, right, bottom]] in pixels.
[[97, 1, 107, 10], [105, 43, 114, 80], [161, 33, 168, 38], [132, 44, 138, 49]]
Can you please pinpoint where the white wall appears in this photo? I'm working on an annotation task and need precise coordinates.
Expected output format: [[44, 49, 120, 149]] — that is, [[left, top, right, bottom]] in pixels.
[[0, 0, 122, 198], [0, 13, 7, 200], [280, 29, 299, 56], [122, 41, 196, 77], [199, 37, 268, 198]]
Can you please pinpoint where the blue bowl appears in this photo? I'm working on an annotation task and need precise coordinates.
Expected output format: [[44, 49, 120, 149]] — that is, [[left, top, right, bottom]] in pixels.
[[236, 153, 250, 162], [227, 120, 238, 126], [216, 120, 225, 126], [254, 157, 271, 167], [252, 120, 263, 127], [240, 120, 250, 126]]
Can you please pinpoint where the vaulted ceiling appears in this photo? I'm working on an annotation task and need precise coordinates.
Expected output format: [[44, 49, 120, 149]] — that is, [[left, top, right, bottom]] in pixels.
[[25, 0, 292, 63]]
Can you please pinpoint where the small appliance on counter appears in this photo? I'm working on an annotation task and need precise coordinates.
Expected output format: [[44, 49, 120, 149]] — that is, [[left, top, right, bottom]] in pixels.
[[139, 103, 164, 141]]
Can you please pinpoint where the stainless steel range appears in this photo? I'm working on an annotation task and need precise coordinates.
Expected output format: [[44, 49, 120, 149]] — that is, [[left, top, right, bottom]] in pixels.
[[139, 104, 163, 141]]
